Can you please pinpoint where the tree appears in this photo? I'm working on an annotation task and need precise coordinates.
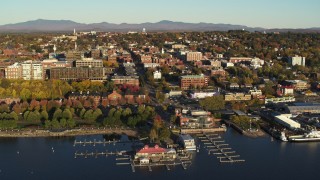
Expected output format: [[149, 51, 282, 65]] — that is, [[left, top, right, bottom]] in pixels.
[[83, 109, 94, 121], [122, 108, 132, 117], [26, 111, 41, 123], [53, 108, 63, 120], [60, 118, 67, 128], [20, 88, 32, 101], [51, 119, 61, 129], [10, 112, 18, 121], [199, 95, 225, 111], [62, 109, 72, 120], [159, 128, 171, 141], [170, 115, 177, 125], [67, 119, 76, 128], [44, 120, 51, 129], [149, 128, 158, 142]]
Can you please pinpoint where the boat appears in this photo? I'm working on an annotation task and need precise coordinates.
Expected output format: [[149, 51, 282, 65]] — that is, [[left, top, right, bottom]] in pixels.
[[280, 131, 288, 142], [288, 130, 320, 142], [263, 126, 288, 142]]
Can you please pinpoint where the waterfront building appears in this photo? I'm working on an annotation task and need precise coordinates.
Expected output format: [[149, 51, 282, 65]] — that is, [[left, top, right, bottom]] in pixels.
[[134, 145, 177, 164], [265, 97, 296, 104], [178, 134, 196, 151], [273, 114, 301, 129], [286, 103, 320, 115]]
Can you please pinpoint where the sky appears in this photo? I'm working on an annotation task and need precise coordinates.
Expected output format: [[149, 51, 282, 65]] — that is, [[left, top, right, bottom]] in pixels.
[[1, 0, 319, 28]]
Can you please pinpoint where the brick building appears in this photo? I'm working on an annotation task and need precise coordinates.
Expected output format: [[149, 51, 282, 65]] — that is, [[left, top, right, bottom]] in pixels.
[[186, 52, 203, 61], [5, 63, 22, 79], [111, 76, 140, 86], [50, 67, 106, 81], [180, 74, 208, 90]]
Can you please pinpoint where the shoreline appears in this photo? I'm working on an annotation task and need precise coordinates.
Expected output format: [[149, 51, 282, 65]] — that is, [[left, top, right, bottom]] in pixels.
[[0, 128, 138, 138]]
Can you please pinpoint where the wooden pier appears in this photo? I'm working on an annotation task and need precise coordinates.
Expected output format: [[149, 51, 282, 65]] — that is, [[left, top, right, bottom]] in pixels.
[[73, 139, 120, 147], [198, 133, 245, 163], [74, 150, 128, 158]]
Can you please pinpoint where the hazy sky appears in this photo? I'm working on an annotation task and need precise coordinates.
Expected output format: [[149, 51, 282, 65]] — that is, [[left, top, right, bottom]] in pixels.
[[1, 0, 319, 28]]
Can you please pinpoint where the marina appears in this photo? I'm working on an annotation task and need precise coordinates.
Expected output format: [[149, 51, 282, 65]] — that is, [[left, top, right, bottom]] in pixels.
[[2, 130, 320, 180], [197, 133, 245, 163], [73, 139, 120, 146]]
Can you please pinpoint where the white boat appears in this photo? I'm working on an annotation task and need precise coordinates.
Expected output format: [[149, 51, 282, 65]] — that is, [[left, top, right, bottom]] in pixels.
[[280, 131, 288, 142], [289, 130, 320, 142]]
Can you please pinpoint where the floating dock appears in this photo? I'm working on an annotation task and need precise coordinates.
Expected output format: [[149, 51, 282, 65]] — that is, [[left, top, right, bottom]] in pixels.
[[198, 133, 245, 163], [73, 139, 120, 146]]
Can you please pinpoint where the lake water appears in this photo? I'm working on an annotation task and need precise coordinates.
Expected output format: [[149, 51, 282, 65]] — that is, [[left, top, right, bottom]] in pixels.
[[1, 128, 320, 180]]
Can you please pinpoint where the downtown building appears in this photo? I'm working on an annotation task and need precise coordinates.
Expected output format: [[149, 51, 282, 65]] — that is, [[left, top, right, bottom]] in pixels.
[[186, 52, 203, 61], [111, 75, 140, 86], [50, 67, 107, 81], [5, 60, 44, 80], [74, 58, 103, 68], [5, 63, 22, 79], [180, 74, 209, 90]]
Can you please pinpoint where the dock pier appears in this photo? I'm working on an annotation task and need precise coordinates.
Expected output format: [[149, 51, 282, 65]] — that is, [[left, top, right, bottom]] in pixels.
[[73, 139, 120, 147], [198, 133, 245, 163]]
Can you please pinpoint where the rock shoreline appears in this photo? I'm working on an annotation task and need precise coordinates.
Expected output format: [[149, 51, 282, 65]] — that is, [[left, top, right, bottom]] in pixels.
[[0, 128, 138, 138]]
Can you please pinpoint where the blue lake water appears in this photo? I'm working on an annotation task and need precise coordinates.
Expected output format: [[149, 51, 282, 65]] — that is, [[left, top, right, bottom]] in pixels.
[[0, 129, 320, 180]]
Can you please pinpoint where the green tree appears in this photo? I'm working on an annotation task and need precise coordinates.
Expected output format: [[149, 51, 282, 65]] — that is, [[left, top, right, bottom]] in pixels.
[[60, 118, 67, 128], [199, 95, 225, 111], [51, 119, 61, 129], [159, 128, 171, 141], [62, 109, 72, 120]]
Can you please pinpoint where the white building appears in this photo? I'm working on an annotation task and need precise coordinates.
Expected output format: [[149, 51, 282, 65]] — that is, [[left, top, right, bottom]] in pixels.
[[248, 89, 263, 97], [250, 57, 265, 69], [190, 92, 218, 99], [143, 63, 160, 68], [153, 71, 162, 79], [21, 60, 43, 80], [178, 134, 196, 151], [289, 55, 305, 66], [274, 114, 301, 129]]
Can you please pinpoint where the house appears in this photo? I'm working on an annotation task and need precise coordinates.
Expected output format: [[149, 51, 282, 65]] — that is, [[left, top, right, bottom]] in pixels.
[[277, 85, 294, 96], [228, 83, 240, 90], [107, 91, 122, 101], [153, 71, 162, 79], [68, 91, 101, 105]]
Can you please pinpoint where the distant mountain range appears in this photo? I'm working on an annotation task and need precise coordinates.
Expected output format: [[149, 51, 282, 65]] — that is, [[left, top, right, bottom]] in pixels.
[[0, 19, 319, 33]]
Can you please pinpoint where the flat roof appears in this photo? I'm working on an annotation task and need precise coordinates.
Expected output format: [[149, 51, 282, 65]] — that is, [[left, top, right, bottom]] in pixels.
[[179, 134, 194, 141]]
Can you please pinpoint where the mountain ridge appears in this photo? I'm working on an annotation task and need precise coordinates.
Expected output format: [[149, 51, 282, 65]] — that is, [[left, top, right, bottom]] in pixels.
[[0, 19, 318, 33]]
